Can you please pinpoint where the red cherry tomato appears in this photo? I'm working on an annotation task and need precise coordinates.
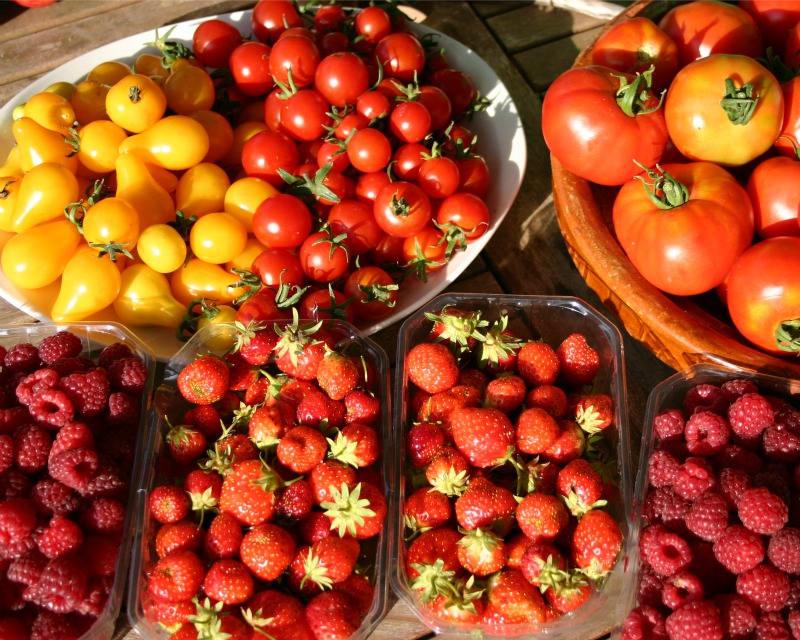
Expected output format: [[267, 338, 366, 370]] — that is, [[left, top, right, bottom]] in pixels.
[[392, 143, 427, 182], [192, 19, 244, 69], [314, 52, 370, 108], [429, 68, 477, 119], [342, 265, 398, 321], [229, 42, 274, 97], [389, 101, 432, 143], [375, 32, 426, 83], [299, 287, 356, 323], [241, 130, 299, 186], [373, 181, 432, 238], [280, 89, 331, 142], [347, 128, 392, 173], [251, 248, 306, 288], [328, 199, 383, 255], [251, 0, 303, 44], [298, 229, 350, 283], [252, 193, 313, 250], [418, 155, 461, 199], [269, 34, 321, 89], [354, 6, 393, 44], [436, 192, 490, 242]]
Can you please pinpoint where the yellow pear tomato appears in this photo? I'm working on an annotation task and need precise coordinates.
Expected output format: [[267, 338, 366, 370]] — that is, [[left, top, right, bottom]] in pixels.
[[113, 263, 185, 328], [114, 153, 176, 229], [0, 147, 21, 178], [189, 212, 248, 265], [136, 223, 187, 273], [170, 258, 246, 306], [175, 163, 230, 219], [226, 237, 268, 272], [23, 92, 76, 134], [106, 73, 167, 133], [119, 115, 209, 171], [11, 162, 79, 233], [51, 246, 122, 321], [0, 178, 20, 232], [71, 80, 110, 125], [76, 120, 128, 175], [12, 117, 78, 173], [1, 218, 82, 289]]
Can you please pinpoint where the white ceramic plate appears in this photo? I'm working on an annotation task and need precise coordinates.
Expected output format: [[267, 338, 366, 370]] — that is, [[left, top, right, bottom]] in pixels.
[[0, 9, 526, 360]]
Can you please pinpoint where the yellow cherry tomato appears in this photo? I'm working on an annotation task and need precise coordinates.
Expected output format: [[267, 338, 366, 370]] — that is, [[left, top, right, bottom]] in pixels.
[[226, 236, 268, 272], [137, 223, 187, 273], [114, 153, 176, 229], [189, 212, 247, 265], [75, 120, 127, 175], [189, 110, 234, 164], [119, 115, 209, 171], [175, 163, 230, 219], [1, 219, 82, 289], [51, 246, 122, 321], [106, 74, 167, 133], [113, 263, 185, 328], [196, 302, 238, 333], [82, 196, 140, 258], [223, 176, 279, 232], [223, 120, 268, 173], [0, 178, 20, 232], [23, 92, 76, 133], [170, 57, 205, 72], [0, 147, 21, 178], [11, 162, 79, 233], [12, 117, 78, 173], [163, 65, 216, 115], [170, 258, 246, 306], [133, 53, 170, 81], [86, 60, 132, 87], [71, 80, 109, 125]]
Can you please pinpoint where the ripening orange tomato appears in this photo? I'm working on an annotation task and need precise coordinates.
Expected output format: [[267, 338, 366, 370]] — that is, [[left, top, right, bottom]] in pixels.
[[106, 73, 167, 133], [86, 60, 132, 86]]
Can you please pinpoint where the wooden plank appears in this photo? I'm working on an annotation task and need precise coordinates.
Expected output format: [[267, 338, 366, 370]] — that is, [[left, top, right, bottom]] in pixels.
[[484, 2, 606, 52], [514, 25, 605, 92], [470, 1, 529, 18]]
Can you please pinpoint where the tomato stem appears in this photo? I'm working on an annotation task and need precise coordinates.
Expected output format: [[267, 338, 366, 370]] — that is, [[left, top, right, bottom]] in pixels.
[[720, 77, 758, 125], [633, 163, 689, 210], [777, 320, 800, 353], [613, 66, 663, 117]]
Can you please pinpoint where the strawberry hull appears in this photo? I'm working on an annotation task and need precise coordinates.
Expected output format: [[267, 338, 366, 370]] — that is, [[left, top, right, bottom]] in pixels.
[[128, 320, 393, 640], [390, 293, 633, 639], [0, 322, 156, 640]]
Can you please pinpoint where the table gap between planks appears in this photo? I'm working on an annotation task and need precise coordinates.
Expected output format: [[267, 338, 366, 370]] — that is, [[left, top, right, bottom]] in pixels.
[[0, 1, 669, 639]]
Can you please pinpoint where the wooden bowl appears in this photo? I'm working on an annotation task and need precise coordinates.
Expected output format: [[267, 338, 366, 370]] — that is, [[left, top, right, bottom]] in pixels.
[[551, 1, 800, 379]]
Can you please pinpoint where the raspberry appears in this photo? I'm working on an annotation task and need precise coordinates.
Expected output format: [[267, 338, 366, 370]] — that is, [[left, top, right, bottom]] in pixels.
[[79, 497, 125, 534], [714, 445, 765, 479], [767, 527, 800, 575], [620, 605, 667, 640], [104, 391, 141, 430], [0, 469, 33, 501], [75, 575, 112, 618], [639, 524, 693, 578], [728, 392, 775, 438], [0, 498, 37, 556], [665, 600, 723, 640], [642, 486, 691, 533], [0, 434, 12, 473], [48, 447, 99, 492], [755, 610, 792, 640], [684, 411, 731, 455], [713, 593, 757, 640], [48, 356, 91, 377], [762, 424, 800, 464], [661, 569, 704, 610], [4, 343, 41, 374], [653, 408, 685, 442], [737, 563, 791, 612], [7, 550, 47, 585], [15, 368, 59, 406], [82, 534, 120, 577], [690, 539, 736, 597], [26, 554, 88, 614], [34, 516, 83, 559], [754, 464, 792, 505], [714, 524, 765, 574], [12, 423, 51, 474], [37, 332, 83, 365], [97, 341, 133, 370], [30, 610, 85, 640], [0, 406, 32, 435], [49, 421, 94, 462], [789, 609, 800, 639], [673, 456, 717, 501], [684, 384, 728, 416], [738, 487, 789, 535], [717, 466, 753, 510], [57, 367, 109, 417], [685, 491, 729, 542], [78, 457, 126, 500], [29, 479, 79, 517], [647, 448, 680, 488], [107, 356, 147, 395], [28, 389, 75, 429], [720, 378, 760, 403], [636, 563, 666, 608]]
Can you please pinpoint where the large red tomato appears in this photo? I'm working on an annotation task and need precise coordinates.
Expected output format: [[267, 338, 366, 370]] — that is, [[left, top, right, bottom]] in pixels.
[[542, 65, 668, 186], [739, 0, 800, 52], [612, 162, 754, 296], [590, 16, 680, 93], [658, 0, 765, 67], [775, 76, 800, 158], [726, 236, 800, 355], [746, 156, 800, 239], [664, 54, 783, 166]]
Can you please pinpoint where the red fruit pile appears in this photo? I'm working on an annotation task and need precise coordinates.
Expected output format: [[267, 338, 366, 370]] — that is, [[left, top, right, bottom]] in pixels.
[[141, 316, 388, 640], [399, 305, 625, 631], [0, 330, 149, 640], [622, 375, 800, 640]]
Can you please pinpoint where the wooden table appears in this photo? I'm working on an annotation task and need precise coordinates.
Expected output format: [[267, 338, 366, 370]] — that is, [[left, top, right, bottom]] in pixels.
[[0, 1, 675, 638]]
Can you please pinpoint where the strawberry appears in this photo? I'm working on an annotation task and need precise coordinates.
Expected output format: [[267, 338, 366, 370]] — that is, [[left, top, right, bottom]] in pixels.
[[239, 522, 296, 582], [404, 486, 453, 534], [556, 333, 600, 388], [296, 391, 346, 430], [343, 389, 381, 425], [275, 478, 314, 523], [544, 572, 593, 613], [406, 342, 460, 394], [542, 419, 587, 465], [516, 406, 561, 455], [218, 458, 281, 526], [322, 480, 387, 539], [327, 422, 380, 468], [451, 406, 515, 468], [425, 577, 485, 625], [248, 402, 294, 447], [516, 493, 570, 542], [333, 573, 375, 618], [277, 425, 328, 474], [457, 527, 507, 576], [556, 458, 607, 517], [416, 384, 482, 435], [183, 469, 222, 522], [308, 459, 357, 505], [176, 354, 230, 405], [406, 527, 464, 581], [149, 484, 191, 525], [316, 348, 361, 401], [233, 321, 279, 366], [481, 567, 547, 626], [454, 477, 517, 535], [484, 374, 527, 413], [305, 590, 360, 640], [572, 393, 613, 433], [243, 590, 313, 640], [516, 340, 560, 387], [526, 383, 569, 418], [274, 314, 328, 381], [570, 508, 623, 576], [204, 512, 243, 561], [146, 549, 205, 602], [154, 519, 204, 558], [182, 405, 223, 440], [426, 305, 487, 351], [164, 419, 207, 467], [203, 558, 255, 605], [224, 351, 260, 391], [406, 421, 446, 469], [475, 314, 522, 375], [520, 540, 567, 588], [425, 445, 471, 496], [297, 536, 360, 590]]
